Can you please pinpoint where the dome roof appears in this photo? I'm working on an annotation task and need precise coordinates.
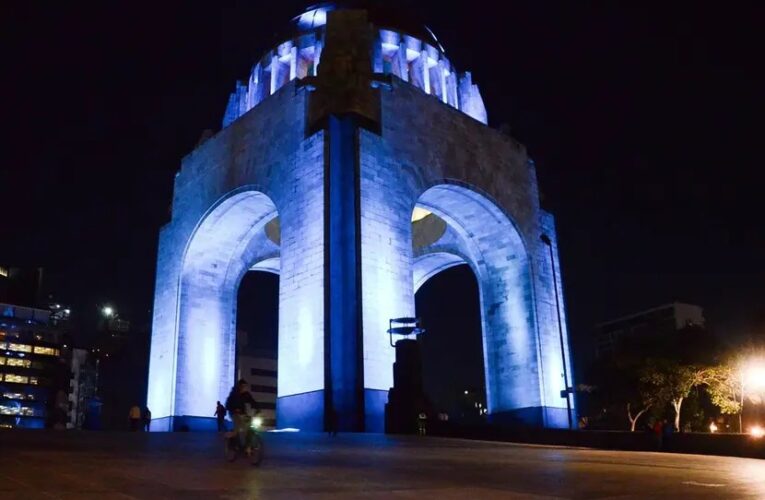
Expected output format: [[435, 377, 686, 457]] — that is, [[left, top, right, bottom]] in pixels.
[[283, 2, 444, 52]]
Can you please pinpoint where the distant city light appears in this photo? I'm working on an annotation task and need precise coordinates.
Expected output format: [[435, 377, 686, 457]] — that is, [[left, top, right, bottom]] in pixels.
[[709, 422, 718, 433], [64, 309, 71, 315], [102, 306, 114, 318], [750, 425, 765, 439], [464, 390, 469, 395]]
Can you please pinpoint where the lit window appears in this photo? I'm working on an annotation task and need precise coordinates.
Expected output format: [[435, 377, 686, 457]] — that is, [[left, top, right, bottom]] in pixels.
[[0, 357, 4, 365], [8, 343, 32, 353], [4, 374, 29, 384], [29, 377, 38, 385], [7, 358, 31, 368], [33, 346, 58, 356], [0, 267, 8, 277], [0, 342, 6, 349]]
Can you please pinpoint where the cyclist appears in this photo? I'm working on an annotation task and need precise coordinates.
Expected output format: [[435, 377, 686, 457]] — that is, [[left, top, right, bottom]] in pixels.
[[225, 379, 259, 451]]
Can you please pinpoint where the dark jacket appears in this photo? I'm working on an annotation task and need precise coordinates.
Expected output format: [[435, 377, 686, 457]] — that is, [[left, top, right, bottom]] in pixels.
[[225, 389, 258, 415]]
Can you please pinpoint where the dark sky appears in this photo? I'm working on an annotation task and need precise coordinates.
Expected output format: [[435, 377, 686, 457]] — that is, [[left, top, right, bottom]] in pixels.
[[3, 2, 764, 360]]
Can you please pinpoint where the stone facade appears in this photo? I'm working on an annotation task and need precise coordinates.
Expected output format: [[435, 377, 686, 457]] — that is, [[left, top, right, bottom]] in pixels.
[[147, 7, 574, 432]]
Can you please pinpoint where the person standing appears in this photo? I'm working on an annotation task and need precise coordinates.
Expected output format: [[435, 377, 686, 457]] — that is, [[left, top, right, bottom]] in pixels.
[[128, 405, 141, 431], [214, 401, 227, 432], [142, 407, 152, 432]]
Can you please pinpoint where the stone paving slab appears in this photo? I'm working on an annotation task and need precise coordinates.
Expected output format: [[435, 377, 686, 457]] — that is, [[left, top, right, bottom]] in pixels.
[[0, 431, 764, 499]]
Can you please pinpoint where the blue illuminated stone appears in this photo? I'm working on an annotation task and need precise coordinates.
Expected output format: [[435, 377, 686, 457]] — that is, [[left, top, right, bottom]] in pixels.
[[147, 7, 575, 432]]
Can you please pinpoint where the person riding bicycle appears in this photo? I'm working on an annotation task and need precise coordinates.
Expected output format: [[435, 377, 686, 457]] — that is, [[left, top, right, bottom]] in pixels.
[[225, 379, 259, 450]]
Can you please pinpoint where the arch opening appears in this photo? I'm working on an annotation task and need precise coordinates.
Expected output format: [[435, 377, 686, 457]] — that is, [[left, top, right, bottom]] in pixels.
[[173, 190, 281, 425], [235, 269, 280, 430], [410, 183, 540, 423], [415, 264, 487, 425]]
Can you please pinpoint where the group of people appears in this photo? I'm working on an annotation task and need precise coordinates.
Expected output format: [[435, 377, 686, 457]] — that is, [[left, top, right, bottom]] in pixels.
[[128, 405, 151, 431]]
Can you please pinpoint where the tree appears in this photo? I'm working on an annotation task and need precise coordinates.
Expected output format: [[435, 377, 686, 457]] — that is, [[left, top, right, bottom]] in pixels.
[[582, 352, 659, 431], [641, 359, 713, 431], [706, 364, 742, 429]]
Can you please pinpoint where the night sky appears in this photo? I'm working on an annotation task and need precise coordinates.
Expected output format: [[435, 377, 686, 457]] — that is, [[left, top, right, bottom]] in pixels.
[[4, 2, 764, 374]]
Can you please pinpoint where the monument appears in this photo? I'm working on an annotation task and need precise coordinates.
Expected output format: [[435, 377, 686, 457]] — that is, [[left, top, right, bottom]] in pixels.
[[147, 3, 575, 432]]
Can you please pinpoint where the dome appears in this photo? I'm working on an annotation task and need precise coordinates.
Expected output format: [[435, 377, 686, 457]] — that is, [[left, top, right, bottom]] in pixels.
[[284, 2, 444, 52], [222, 1, 487, 128]]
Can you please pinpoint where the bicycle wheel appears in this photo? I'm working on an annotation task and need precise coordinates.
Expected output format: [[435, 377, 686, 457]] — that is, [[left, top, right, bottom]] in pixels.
[[248, 434, 264, 466]]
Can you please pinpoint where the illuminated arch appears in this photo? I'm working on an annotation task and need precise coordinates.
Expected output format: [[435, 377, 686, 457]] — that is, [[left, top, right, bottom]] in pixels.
[[411, 183, 540, 420], [174, 188, 279, 419]]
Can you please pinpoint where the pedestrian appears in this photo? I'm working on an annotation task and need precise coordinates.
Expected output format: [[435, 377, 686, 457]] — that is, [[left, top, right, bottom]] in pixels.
[[417, 411, 428, 436], [652, 418, 663, 450], [142, 407, 152, 432], [214, 401, 227, 432], [662, 418, 674, 449], [128, 405, 141, 431]]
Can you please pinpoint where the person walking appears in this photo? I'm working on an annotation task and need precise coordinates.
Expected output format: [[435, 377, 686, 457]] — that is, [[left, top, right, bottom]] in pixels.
[[142, 407, 152, 432], [215, 401, 227, 432], [417, 411, 428, 436], [128, 405, 141, 431]]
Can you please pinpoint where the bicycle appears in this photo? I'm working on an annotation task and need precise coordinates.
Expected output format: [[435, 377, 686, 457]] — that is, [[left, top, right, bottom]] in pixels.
[[224, 413, 264, 466]]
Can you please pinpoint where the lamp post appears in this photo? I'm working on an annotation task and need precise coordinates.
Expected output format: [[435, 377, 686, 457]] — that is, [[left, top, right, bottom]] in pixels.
[[540, 234, 572, 429], [95, 305, 116, 396], [741, 359, 765, 434]]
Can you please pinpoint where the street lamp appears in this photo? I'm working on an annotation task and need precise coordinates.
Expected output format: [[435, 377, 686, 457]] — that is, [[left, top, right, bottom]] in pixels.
[[744, 361, 765, 392], [740, 359, 765, 433], [102, 306, 115, 318]]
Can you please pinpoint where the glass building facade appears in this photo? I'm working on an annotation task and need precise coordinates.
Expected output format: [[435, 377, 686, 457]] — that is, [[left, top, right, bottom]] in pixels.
[[0, 304, 68, 429]]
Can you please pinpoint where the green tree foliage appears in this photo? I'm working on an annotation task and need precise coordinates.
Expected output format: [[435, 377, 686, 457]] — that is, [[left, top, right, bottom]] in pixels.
[[706, 364, 741, 416], [583, 324, 722, 431], [639, 359, 714, 431]]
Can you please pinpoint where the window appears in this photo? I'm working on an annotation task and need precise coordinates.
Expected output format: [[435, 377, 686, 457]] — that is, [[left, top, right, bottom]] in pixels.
[[0, 342, 6, 349], [4, 374, 29, 384], [250, 368, 277, 378], [0, 404, 35, 416], [33, 346, 58, 356], [0, 357, 4, 365], [29, 377, 38, 385], [6, 358, 30, 368], [2, 392, 33, 400], [0, 267, 8, 277], [8, 343, 32, 353], [250, 384, 277, 394]]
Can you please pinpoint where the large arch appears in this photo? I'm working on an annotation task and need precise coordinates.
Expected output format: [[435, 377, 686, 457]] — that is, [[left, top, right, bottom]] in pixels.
[[174, 189, 279, 421], [411, 183, 540, 422]]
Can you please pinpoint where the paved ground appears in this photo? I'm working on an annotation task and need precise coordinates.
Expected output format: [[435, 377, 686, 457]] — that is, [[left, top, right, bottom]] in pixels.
[[1, 431, 764, 499]]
